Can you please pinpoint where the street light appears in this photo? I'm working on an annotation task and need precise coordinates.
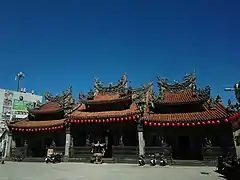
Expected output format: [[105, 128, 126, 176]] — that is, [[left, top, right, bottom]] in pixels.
[[15, 72, 25, 92], [224, 81, 240, 103]]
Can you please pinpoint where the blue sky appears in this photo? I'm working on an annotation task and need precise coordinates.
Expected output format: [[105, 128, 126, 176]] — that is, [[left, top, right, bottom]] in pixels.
[[0, 0, 239, 104]]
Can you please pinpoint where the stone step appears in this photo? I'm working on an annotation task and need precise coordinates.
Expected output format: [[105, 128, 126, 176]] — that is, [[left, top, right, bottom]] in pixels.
[[172, 160, 216, 166]]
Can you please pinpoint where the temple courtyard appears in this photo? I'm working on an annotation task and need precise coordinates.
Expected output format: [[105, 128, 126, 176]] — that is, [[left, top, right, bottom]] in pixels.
[[0, 162, 225, 180]]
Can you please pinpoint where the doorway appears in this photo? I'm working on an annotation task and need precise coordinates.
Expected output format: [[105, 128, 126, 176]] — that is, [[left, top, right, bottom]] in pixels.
[[102, 129, 113, 158], [173, 136, 191, 159]]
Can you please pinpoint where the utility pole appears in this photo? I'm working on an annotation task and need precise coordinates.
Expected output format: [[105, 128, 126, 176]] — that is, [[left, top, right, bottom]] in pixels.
[[15, 72, 25, 92]]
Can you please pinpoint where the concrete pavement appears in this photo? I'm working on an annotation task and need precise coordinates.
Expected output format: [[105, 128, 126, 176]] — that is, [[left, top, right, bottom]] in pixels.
[[0, 162, 225, 180]]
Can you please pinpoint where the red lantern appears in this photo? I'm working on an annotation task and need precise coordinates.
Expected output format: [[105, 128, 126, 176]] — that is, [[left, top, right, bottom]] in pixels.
[[102, 119, 105, 123], [197, 122, 201, 125], [153, 122, 157, 126], [136, 115, 140, 118], [88, 120, 91, 123], [132, 116, 136, 120], [124, 117, 128, 120], [228, 116, 233, 121], [211, 120, 215, 125], [35, 128, 38, 131], [26, 129, 28, 132], [113, 118, 116, 122], [192, 122, 195, 126], [177, 123, 180, 126], [109, 118, 113, 122], [84, 120, 87, 123], [149, 122, 152, 126], [18, 128, 22, 131], [76, 120, 79, 123], [128, 116, 132, 120], [207, 121, 211, 124], [12, 128, 15, 131], [99, 120, 102, 123], [166, 123, 170, 126], [106, 119, 109, 123], [172, 123, 175, 127], [70, 119, 74, 123], [91, 120, 94, 123], [202, 122, 206, 125], [182, 123, 185, 127], [162, 123, 166, 126], [224, 118, 229, 123], [186, 123, 190, 126], [38, 128, 41, 131], [144, 121, 148, 125], [216, 120, 220, 124], [79, 120, 83, 123], [74, 120, 77, 123], [120, 118, 123, 121], [157, 123, 161, 126]]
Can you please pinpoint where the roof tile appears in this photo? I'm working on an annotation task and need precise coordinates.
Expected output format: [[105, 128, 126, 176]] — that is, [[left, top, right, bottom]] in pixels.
[[144, 103, 232, 122], [9, 119, 65, 128], [69, 102, 140, 118], [156, 91, 204, 104], [29, 103, 62, 114]]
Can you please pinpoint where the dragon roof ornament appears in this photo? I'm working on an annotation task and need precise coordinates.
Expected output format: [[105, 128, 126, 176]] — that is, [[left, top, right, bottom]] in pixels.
[[44, 87, 76, 114], [157, 72, 197, 93], [94, 73, 128, 94]]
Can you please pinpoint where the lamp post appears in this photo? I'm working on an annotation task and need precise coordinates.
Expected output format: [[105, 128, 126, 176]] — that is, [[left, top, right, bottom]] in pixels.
[[224, 81, 240, 104], [15, 72, 25, 92]]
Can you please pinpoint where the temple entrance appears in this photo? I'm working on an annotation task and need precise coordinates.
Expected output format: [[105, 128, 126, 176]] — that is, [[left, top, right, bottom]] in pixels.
[[29, 139, 44, 157], [172, 135, 203, 160], [172, 136, 191, 160], [178, 136, 190, 159], [102, 129, 113, 158]]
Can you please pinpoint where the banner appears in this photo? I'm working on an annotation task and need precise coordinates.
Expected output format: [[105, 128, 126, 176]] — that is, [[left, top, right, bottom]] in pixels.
[[13, 99, 34, 111]]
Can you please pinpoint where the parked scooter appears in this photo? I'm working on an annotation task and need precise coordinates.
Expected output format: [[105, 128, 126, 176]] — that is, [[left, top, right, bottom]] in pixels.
[[159, 153, 167, 166], [45, 153, 62, 163], [138, 155, 145, 166], [149, 154, 157, 166]]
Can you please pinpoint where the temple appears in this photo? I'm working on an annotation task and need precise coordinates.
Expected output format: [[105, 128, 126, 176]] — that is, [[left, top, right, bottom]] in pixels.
[[143, 73, 239, 161], [6, 73, 240, 163], [7, 88, 75, 158]]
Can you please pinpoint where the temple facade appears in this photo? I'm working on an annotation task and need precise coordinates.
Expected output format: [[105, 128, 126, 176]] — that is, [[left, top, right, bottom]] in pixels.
[[6, 73, 240, 162]]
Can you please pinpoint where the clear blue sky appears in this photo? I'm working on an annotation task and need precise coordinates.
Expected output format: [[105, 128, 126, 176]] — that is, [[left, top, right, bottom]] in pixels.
[[0, 0, 239, 104]]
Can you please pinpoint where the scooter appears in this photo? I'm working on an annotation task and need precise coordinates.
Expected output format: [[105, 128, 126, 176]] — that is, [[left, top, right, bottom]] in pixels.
[[45, 153, 62, 163], [45, 154, 56, 163], [159, 153, 167, 166], [138, 155, 145, 166], [149, 154, 157, 166]]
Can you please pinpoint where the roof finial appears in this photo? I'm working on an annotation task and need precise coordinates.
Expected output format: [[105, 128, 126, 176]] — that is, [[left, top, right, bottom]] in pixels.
[[216, 95, 222, 103]]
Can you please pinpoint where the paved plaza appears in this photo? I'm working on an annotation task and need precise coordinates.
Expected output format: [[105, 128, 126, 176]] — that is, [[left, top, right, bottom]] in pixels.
[[0, 162, 225, 180]]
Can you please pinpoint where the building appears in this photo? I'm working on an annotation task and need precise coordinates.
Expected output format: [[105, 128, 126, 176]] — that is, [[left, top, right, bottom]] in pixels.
[[6, 73, 240, 162], [0, 88, 43, 122]]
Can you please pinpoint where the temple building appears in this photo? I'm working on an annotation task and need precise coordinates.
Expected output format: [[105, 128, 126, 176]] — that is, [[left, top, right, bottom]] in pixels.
[[6, 73, 240, 162], [142, 73, 240, 161]]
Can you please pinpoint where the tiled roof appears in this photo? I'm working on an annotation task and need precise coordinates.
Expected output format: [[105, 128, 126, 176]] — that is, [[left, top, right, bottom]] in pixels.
[[143, 103, 233, 122], [82, 93, 132, 105], [69, 103, 140, 119], [8, 119, 65, 128], [29, 103, 62, 114], [155, 91, 204, 104]]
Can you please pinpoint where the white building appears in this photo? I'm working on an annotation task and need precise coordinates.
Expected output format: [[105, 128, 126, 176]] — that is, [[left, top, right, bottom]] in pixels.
[[0, 88, 43, 122]]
